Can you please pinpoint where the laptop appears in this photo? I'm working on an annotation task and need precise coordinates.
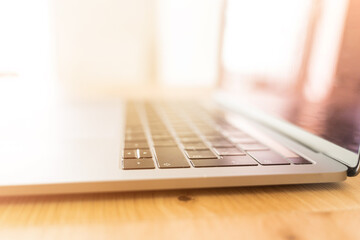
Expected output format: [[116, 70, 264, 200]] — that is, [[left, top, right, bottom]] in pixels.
[[0, 0, 359, 196]]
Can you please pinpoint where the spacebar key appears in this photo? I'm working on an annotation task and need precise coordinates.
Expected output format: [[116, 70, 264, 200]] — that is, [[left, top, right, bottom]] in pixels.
[[154, 147, 190, 168]]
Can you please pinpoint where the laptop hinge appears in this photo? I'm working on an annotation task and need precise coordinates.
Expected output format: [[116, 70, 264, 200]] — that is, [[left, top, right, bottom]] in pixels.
[[347, 162, 360, 177], [321, 153, 360, 177]]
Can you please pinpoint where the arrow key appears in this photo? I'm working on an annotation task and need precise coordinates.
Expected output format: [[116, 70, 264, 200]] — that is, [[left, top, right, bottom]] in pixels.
[[123, 159, 155, 169], [138, 149, 152, 158]]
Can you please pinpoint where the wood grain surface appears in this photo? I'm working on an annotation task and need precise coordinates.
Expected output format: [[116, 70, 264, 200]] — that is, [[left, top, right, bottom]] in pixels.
[[1, 175, 360, 240]]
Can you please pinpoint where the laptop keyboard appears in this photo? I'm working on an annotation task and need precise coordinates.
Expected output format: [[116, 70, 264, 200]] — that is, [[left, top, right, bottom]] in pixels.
[[121, 102, 312, 170]]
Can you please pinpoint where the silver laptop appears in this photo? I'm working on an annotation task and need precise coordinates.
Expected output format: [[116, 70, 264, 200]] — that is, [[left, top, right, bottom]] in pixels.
[[1, 0, 359, 196]]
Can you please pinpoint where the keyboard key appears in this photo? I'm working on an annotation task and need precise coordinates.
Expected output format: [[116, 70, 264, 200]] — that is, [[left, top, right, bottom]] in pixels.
[[194, 124, 212, 129], [176, 132, 197, 137], [228, 137, 257, 144], [125, 126, 144, 132], [148, 123, 167, 128], [198, 128, 218, 133], [208, 139, 234, 147], [154, 147, 190, 168], [170, 123, 189, 127], [205, 136, 226, 141], [172, 124, 191, 129], [179, 137, 202, 143], [221, 126, 240, 132], [138, 149, 152, 158], [217, 123, 234, 129], [149, 127, 168, 132], [174, 128, 193, 133], [247, 151, 290, 165], [152, 135, 173, 140], [150, 130, 170, 135], [148, 123, 166, 128], [191, 156, 258, 167], [185, 150, 218, 159], [202, 132, 223, 138], [182, 142, 209, 150], [126, 119, 140, 123], [213, 147, 245, 156], [125, 131, 145, 136], [124, 142, 149, 149], [123, 150, 137, 159], [125, 133, 146, 140], [237, 143, 269, 151], [153, 140, 177, 147], [123, 159, 155, 169], [125, 136, 147, 141], [226, 132, 248, 138], [287, 157, 312, 165], [172, 125, 191, 129], [147, 119, 161, 123]]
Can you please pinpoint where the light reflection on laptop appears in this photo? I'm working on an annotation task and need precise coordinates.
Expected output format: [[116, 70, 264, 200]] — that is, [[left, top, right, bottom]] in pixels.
[[220, 0, 360, 159]]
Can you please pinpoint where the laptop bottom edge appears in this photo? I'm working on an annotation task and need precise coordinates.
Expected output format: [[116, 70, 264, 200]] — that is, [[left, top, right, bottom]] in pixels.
[[0, 170, 346, 196]]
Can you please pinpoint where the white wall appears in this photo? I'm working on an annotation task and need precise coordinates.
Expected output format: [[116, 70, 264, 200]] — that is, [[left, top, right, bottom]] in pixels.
[[156, 0, 223, 86], [0, 0, 221, 88], [51, 0, 156, 87], [0, 0, 52, 77]]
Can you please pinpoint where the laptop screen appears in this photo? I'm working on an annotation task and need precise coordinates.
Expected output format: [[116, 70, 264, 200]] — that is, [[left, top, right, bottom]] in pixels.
[[220, 0, 360, 155]]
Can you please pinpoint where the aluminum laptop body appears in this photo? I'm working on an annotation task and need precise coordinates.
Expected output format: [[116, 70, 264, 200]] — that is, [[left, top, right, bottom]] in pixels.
[[0, 0, 359, 196]]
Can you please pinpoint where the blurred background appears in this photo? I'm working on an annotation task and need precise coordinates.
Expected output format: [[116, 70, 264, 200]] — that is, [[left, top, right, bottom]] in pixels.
[[0, 0, 223, 91], [0, 0, 358, 95]]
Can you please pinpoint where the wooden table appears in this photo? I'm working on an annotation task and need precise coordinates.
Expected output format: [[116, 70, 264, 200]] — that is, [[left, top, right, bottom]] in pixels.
[[1, 176, 360, 240]]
